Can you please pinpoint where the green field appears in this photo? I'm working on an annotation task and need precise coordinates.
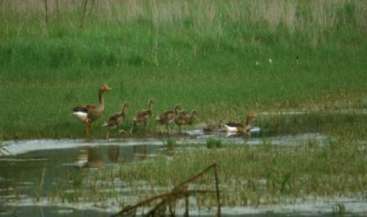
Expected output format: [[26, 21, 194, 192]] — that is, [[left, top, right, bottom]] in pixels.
[[1, 0, 367, 139]]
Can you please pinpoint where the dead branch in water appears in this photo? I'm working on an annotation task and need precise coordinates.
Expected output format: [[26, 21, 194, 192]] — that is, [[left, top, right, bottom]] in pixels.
[[112, 163, 221, 217]]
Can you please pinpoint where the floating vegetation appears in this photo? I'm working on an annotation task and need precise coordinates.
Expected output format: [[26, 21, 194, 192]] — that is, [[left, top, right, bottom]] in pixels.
[[164, 139, 177, 155], [206, 139, 222, 149]]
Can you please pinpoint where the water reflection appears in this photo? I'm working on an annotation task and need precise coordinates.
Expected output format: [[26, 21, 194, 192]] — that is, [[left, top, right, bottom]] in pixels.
[[133, 145, 149, 160], [0, 144, 159, 210], [107, 146, 120, 163], [86, 147, 104, 168], [73, 145, 151, 168]]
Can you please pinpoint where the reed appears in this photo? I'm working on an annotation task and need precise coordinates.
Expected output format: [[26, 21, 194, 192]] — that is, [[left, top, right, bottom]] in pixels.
[[2, 0, 367, 33]]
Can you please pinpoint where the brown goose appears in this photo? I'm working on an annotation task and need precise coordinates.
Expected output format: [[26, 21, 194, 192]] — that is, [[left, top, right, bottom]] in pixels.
[[131, 99, 154, 133], [156, 105, 181, 133], [103, 103, 128, 138], [72, 84, 111, 137], [224, 112, 256, 137], [175, 110, 198, 133]]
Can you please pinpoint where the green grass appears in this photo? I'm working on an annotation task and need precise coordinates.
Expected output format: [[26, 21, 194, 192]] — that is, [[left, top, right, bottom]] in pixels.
[[1, 0, 367, 139], [206, 138, 223, 149]]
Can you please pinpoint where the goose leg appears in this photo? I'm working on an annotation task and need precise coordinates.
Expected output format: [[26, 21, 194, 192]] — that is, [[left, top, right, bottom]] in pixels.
[[88, 123, 92, 137], [85, 122, 91, 138], [143, 120, 148, 129], [84, 124, 88, 136], [106, 130, 110, 140], [130, 122, 136, 134], [166, 124, 170, 134], [243, 127, 251, 138]]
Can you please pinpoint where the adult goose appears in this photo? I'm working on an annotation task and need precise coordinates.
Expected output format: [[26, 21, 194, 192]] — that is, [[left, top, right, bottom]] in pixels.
[[72, 84, 111, 137], [224, 112, 256, 137]]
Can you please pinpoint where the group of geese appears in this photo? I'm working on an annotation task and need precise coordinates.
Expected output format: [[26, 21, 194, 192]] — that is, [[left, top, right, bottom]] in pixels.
[[72, 84, 256, 138]]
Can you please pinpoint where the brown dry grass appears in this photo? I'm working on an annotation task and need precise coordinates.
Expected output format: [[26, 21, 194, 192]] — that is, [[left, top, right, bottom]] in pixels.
[[2, 0, 367, 31]]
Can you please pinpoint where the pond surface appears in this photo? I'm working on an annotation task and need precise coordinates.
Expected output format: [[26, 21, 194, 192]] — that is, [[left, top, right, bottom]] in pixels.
[[0, 131, 366, 217]]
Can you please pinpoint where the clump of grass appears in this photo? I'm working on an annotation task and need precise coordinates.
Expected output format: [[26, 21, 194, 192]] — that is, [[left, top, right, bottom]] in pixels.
[[206, 138, 222, 149], [164, 138, 176, 154], [333, 203, 347, 216]]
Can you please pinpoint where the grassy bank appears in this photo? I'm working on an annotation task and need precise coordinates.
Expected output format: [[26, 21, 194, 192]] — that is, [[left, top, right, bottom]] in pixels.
[[1, 0, 367, 139]]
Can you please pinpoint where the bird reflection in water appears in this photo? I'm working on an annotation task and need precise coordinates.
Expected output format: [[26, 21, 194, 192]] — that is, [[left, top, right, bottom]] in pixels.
[[74, 145, 150, 168], [107, 145, 120, 163], [133, 145, 148, 160], [75, 147, 104, 168]]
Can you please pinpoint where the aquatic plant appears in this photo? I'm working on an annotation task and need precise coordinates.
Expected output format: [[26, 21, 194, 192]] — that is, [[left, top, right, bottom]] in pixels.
[[206, 139, 222, 149]]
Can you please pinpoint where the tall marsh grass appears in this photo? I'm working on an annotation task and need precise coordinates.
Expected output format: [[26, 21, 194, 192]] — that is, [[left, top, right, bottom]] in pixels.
[[2, 0, 367, 33]]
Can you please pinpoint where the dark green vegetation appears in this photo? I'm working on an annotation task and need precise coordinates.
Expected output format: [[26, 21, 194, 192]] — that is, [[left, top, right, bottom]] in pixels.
[[1, 0, 367, 139]]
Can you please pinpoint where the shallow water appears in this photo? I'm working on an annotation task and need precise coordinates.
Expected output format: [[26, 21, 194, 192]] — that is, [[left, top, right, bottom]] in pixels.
[[0, 130, 329, 157], [2, 201, 367, 217], [0, 131, 365, 217]]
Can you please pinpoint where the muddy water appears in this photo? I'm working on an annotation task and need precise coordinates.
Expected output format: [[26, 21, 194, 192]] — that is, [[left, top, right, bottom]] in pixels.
[[0, 132, 365, 217]]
